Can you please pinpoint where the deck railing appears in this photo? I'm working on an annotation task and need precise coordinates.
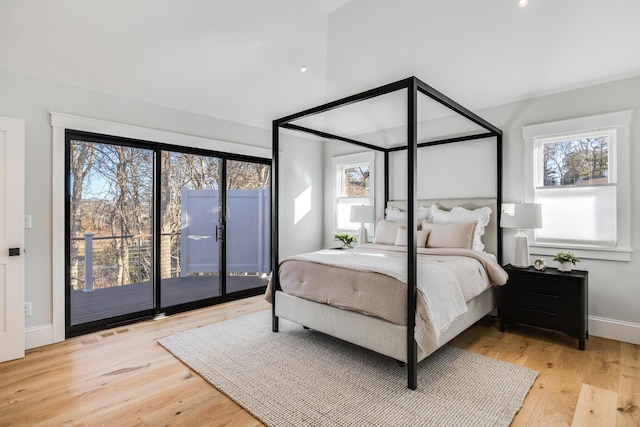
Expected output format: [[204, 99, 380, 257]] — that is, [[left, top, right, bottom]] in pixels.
[[71, 233, 162, 292]]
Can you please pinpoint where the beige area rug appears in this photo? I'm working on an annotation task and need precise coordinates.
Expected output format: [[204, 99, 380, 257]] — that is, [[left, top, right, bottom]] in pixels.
[[159, 310, 537, 427]]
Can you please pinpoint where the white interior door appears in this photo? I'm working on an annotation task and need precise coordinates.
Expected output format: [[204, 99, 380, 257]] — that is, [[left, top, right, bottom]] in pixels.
[[0, 117, 25, 362]]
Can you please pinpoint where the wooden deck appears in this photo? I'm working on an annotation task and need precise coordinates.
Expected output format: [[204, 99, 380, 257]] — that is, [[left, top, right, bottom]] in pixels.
[[70, 275, 268, 325]]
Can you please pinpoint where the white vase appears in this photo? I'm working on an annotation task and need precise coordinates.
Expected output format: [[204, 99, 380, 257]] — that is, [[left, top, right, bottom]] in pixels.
[[557, 261, 572, 272]]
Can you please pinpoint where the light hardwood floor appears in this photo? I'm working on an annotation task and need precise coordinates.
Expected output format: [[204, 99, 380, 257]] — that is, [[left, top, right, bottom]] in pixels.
[[1, 296, 638, 426]]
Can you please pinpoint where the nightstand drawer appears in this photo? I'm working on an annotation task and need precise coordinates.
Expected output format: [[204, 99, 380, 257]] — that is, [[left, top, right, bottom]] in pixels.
[[506, 274, 579, 296], [502, 289, 578, 315], [501, 306, 577, 332]]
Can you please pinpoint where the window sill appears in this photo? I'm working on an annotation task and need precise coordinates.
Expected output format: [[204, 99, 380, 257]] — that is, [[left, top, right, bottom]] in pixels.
[[530, 244, 631, 262]]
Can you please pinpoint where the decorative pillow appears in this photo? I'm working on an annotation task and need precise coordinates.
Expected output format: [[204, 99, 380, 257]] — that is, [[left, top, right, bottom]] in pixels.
[[374, 219, 405, 245], [417, 206, 431, 222], [422, 221, 477, 249], [385, 206, 406, 222], [394, 228, 429, 247], [429, 205, 492, 252], [385, 206, 431, 222]]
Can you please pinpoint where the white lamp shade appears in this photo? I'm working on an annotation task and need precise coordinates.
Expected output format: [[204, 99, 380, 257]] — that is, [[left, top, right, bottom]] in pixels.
[[350, 205, 375, 224], [500, 203, 542, 229]]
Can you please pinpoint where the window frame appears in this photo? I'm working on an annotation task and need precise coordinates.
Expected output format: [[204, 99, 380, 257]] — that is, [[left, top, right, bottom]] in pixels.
[[523, 110, 632, 262], [332, 151, 375, 234]]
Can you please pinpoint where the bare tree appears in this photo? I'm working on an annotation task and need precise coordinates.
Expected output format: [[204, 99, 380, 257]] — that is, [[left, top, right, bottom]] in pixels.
[[69, 141, 95, 288], [227, 161, 270, 190], [544, 137, 608, 186]]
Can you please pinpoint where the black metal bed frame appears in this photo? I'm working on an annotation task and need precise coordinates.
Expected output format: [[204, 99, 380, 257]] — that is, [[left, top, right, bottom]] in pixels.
[[271, 76, 503, 390]]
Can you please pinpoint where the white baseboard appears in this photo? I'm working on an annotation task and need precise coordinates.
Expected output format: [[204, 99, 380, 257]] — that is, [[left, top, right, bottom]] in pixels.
[[25, 324, 55, 350], [23, 315, 639, 350], [589, 316, 640, 345]]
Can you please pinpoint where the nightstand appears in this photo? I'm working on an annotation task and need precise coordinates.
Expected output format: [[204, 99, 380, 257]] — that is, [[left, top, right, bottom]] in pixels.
[[499, 264, 588, 350]]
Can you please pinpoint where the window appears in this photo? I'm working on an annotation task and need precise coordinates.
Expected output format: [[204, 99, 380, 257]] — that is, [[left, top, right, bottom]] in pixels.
[[333, 152, 375, 233], [535, 130, 615, 245], [523, 111, 631, 261]]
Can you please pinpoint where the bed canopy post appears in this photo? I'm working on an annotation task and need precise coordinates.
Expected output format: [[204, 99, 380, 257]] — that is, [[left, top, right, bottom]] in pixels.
[[496, 133, 504, 264], [271, 121, 280, 333], [384, 151, 390, 207], [406, 78, 418, 391]]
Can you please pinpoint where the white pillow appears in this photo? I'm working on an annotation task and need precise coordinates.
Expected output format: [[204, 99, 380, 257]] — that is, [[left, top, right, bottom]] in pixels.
[[385, 206, 431, 222], [417, 206, 431, 222], [429, 205, 492, 252], [385, 206, 406, 222], [374, 219, 404, 245], [394, 228, 429, 247]]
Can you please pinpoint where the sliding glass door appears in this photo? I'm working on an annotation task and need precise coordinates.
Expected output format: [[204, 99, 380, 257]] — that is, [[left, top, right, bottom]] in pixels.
[[159, 151, 223, 308], [225, 160, 271, 294], [66, 131, 269, 336], [67, 138, 155, 328]]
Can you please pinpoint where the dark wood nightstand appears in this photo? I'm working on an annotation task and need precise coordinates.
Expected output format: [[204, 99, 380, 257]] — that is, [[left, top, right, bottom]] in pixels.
[[499, 264, 588, 350]]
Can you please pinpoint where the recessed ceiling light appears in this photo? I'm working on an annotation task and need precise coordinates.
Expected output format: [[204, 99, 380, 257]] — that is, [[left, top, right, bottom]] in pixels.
[[518, 0, 528, 7], [300, 65, 308, 73]]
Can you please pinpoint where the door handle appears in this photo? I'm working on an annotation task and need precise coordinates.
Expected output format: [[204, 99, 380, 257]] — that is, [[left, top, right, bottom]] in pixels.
[[9, 248, 20, 256], [215, 224, 225, 242]]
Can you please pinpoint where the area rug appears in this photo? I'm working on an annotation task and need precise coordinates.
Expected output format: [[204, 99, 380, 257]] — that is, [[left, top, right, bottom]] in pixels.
[[159, 310, 537, 426]]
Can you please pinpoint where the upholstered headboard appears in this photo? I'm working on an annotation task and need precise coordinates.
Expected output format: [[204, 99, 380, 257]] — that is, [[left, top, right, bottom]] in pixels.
[[387, 198, 498, 255]]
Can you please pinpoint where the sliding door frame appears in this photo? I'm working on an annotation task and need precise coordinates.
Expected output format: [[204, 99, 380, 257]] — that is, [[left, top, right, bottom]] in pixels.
[[65, 129, 270, 337]]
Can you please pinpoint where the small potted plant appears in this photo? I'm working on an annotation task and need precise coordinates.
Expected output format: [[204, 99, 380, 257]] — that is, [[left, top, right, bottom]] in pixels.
[[553, 251, 580, 272], [333, 233, 357, 249]]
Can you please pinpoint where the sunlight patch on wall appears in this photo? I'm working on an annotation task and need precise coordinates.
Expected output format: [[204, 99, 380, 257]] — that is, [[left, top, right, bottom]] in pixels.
[[294, 186, 312, 224]]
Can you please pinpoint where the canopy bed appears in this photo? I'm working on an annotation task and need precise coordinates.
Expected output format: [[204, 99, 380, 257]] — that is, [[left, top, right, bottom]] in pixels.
[[270, 76, 504, 390]]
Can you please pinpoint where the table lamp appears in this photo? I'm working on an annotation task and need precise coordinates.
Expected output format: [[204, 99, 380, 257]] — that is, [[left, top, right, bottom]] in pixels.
[[500, 203, 542, 268], [350, 205, 375, 246]]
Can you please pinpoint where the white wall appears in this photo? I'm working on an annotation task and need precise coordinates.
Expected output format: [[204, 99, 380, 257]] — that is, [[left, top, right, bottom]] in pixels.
[[278, 132, 325, 257], [0, 68, 323, 347], [324, 76, 640, 344], [387, 138, 498, 200], [482, 76, 640, 343]]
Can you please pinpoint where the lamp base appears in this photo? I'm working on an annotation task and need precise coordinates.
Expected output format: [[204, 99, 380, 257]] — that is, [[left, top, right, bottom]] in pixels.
[[357, 223, 368, 246], [512, 229, 530, 268]]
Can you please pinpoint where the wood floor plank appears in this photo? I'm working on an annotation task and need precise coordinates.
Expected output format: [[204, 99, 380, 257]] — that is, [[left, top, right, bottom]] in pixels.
[[447, 316, 495, 349], [1, 295, 637, 426], [526, 342, 590, 426], [571, 384, 618, 427], [583, 336, 620, 392], [30, 370, 197, 427], [617, 342, 640, 427], [506, 331, 564, 427]]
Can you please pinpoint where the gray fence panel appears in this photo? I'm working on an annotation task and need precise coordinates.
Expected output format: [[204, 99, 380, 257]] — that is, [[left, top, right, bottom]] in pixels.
[[180, 187, 270, 277]]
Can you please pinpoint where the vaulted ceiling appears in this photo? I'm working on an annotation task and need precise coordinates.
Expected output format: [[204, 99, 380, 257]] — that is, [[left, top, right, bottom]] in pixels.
[[1, 0, 638, 131]]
